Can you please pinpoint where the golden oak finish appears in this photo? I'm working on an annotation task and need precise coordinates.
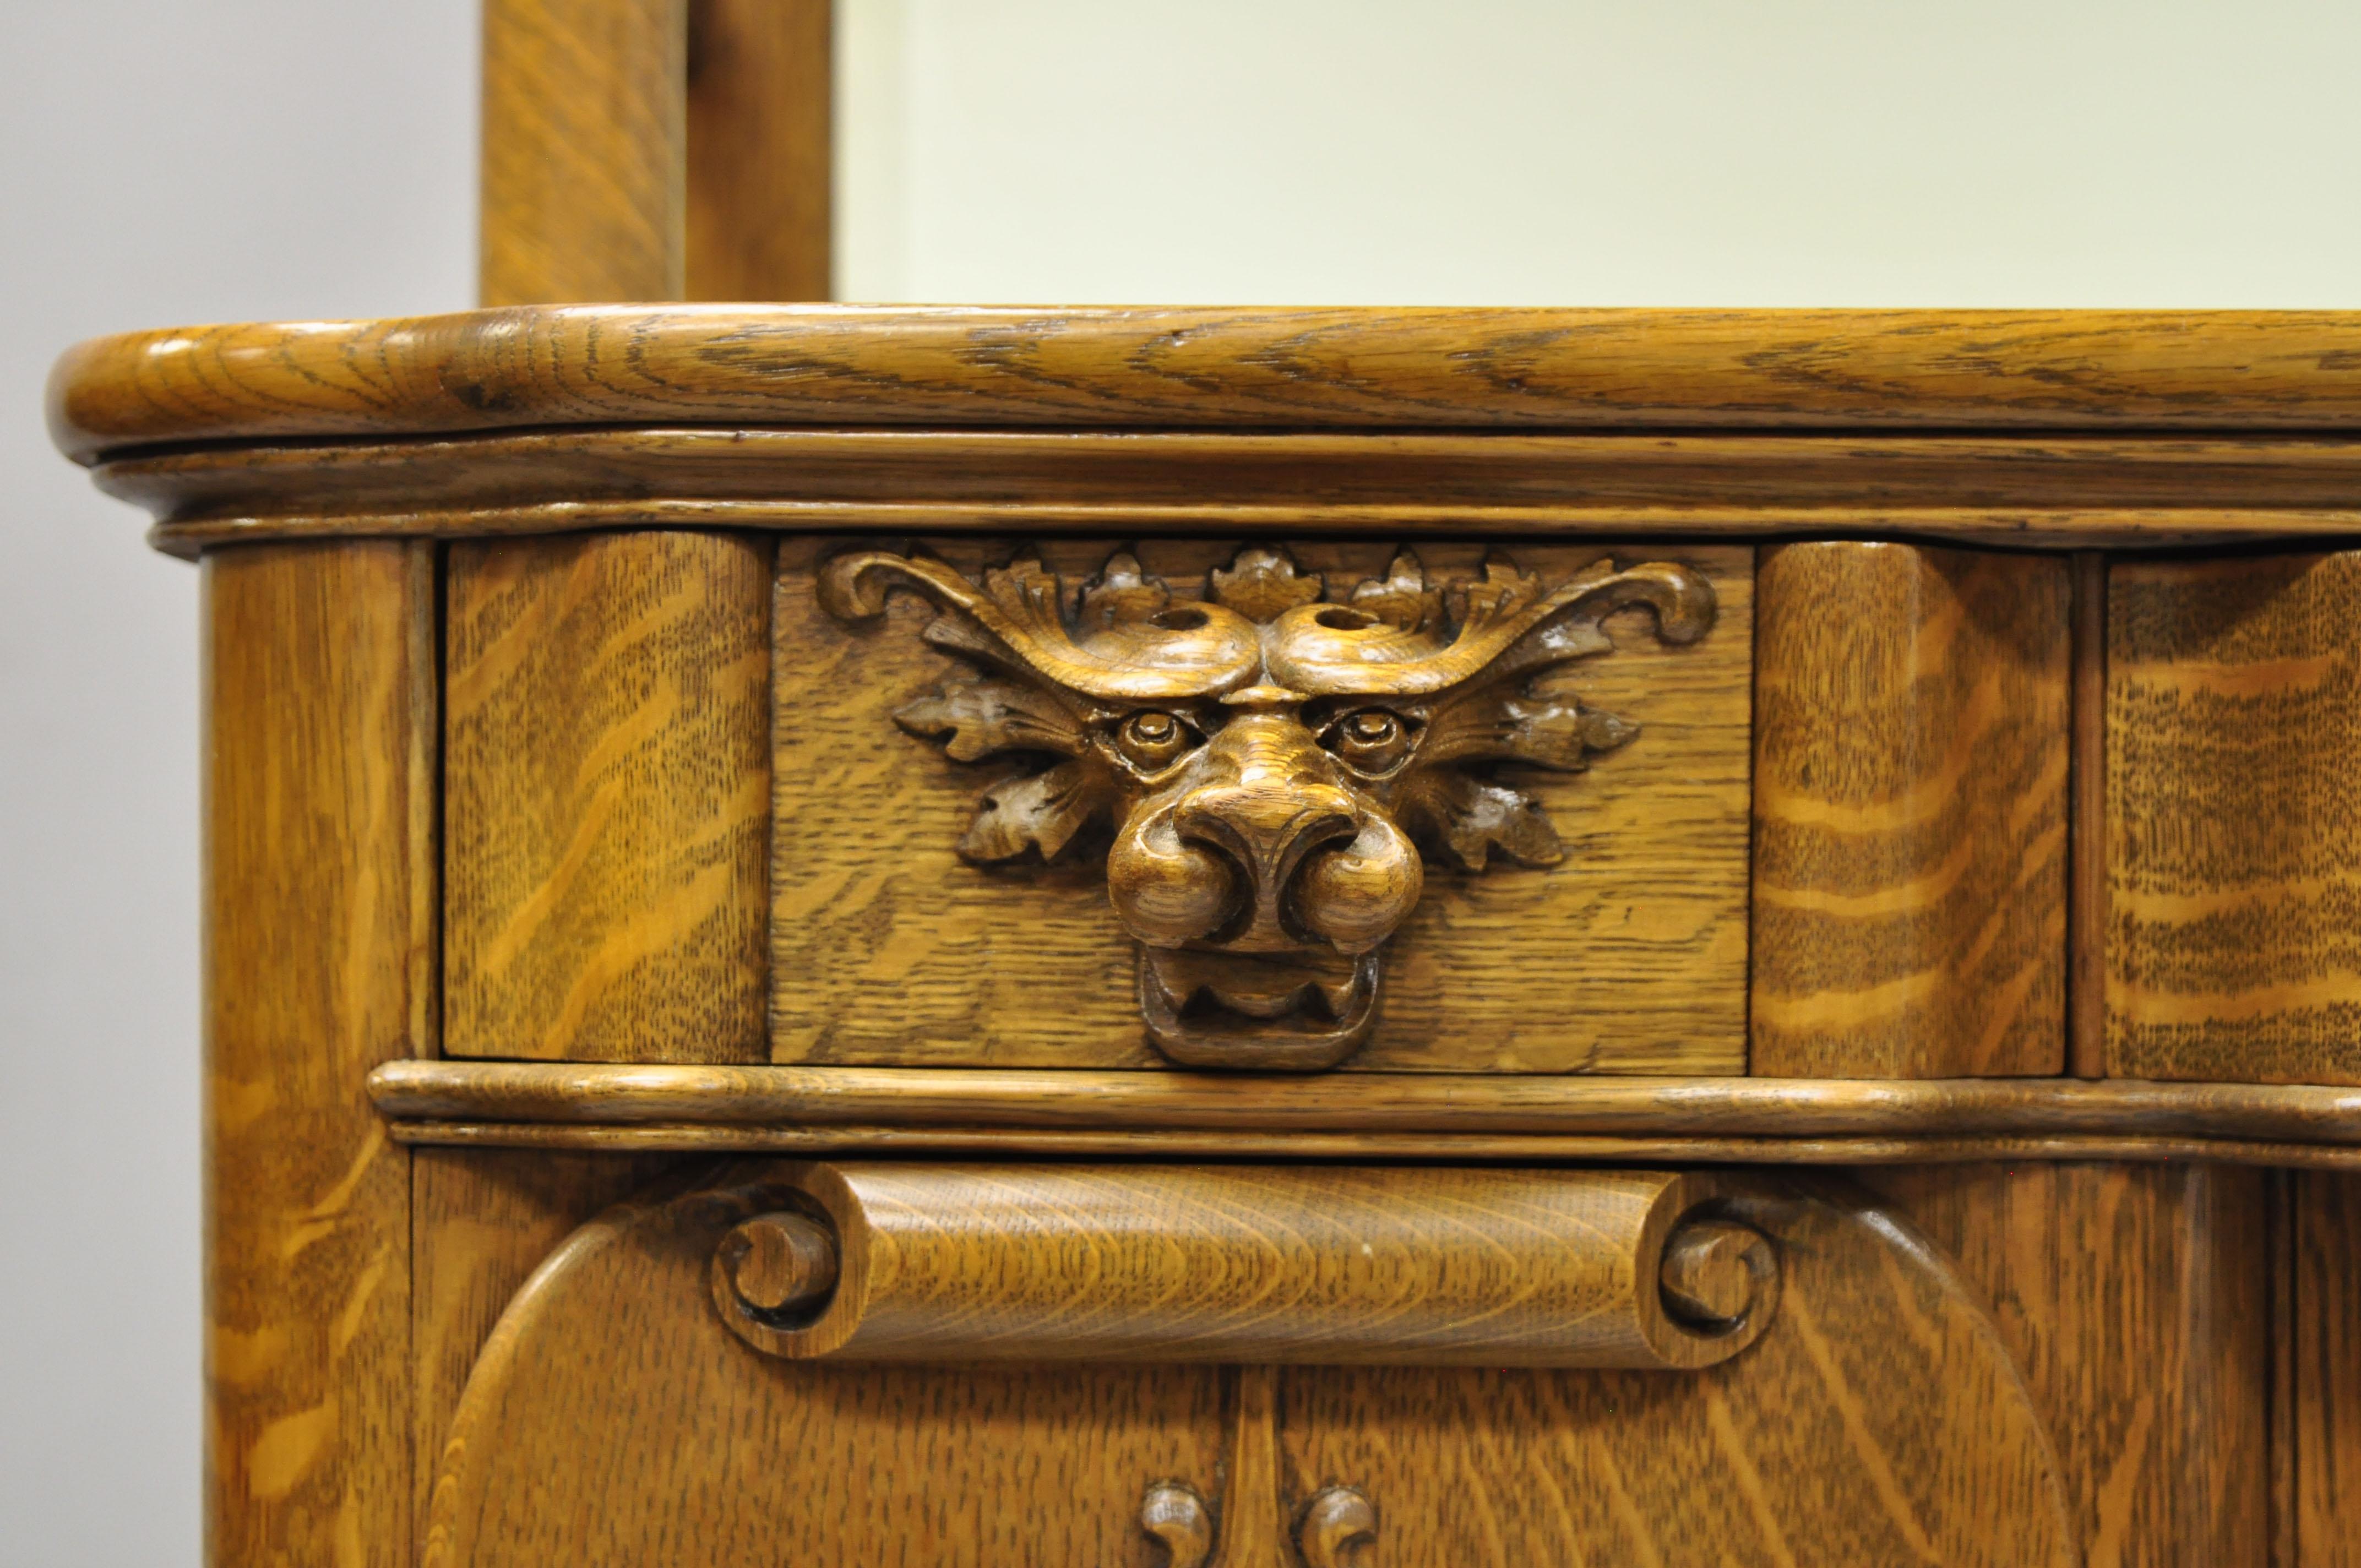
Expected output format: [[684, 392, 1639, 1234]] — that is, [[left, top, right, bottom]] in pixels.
[[710, 1164, 1771, 1369], [89, 428, 2361, 561], [204, 542, 435, 1567], [1868, 1163, 2273, 1567], [51, 307, 2361, 461], [426, 1170, 2074, 1566], [818, 542, 1715, 1069], [1753, 542, 2071, 1076], [410, 1149, 674, 1542], [686, 0, 829, 301], [775, 536, 1751, 1074], [481, 0, 686, 305], [2109, 552, 2361, 1084], [425, 1175, 1233, 1568], [444, 531, 771, 1061], [2071, 551, 2110, 1079], [2287, 1174, 2361, 1566], [367, 1059, 2361, 1142]]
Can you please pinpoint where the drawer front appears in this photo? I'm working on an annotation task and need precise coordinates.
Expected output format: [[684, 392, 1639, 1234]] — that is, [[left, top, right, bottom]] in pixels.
[[436, 530, 2094, 1078]]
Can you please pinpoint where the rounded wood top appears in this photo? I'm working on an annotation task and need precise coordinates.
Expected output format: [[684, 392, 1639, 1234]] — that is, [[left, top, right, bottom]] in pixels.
[[48, 304, 2361, 463]]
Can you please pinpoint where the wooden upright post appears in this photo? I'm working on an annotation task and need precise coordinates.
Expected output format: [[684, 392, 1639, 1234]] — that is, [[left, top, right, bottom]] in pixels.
[[480, 0, 689, 305]]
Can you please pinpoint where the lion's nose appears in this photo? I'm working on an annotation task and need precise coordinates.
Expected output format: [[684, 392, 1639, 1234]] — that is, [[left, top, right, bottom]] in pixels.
[[1177, 785, 1354, 897], [1169, 782, 1357, 951]]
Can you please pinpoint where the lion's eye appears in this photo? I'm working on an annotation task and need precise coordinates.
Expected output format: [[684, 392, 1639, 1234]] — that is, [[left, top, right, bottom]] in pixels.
[[1114, 710, 1200, 772], [1325, 707, 1416, 774]]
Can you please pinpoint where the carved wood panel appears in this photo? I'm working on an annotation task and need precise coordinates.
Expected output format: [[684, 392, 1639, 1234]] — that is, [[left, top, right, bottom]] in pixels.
[[770, 537, 1751, 1074], [424, 1168, 2071, 1566]]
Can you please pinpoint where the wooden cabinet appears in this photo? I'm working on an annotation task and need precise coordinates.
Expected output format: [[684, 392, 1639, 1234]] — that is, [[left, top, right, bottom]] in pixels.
[[57, 300, 2361, 1567]]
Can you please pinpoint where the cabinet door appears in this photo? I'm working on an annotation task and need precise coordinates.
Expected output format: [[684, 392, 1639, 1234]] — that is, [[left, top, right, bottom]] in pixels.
[[427, 1172, 2070, 1566]]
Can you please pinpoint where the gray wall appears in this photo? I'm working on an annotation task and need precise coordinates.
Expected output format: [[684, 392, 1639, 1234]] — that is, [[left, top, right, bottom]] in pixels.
[[0, 3, 473, 1562], [3, 2, 2356, 1562]]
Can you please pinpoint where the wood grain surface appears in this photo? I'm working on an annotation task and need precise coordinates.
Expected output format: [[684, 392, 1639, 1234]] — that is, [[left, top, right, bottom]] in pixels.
[[423, 1178, 1233, 1568], [204, 542, 435, 1566], [714, 1164, 1766, 1369], [2109, 552, 2361, 1083], [773, 536, 1750, 1073], [410, 1149, 677, 1544], [1753, 542, 2070, 1076], [686, 0, 829, 301], [1867, 1162, 2272, 1567], [425, 1168, 2072, 1566], [2071, 551, 2110, 1077], [445, 531, 772, 1061], [2285, 1172, 2361, 1567], [50, 306, 2361, 462], [95, 428, 2361, 562], [481, 0, 686, 306]]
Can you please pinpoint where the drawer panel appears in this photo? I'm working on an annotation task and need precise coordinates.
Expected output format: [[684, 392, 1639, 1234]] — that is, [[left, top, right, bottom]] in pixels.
[[769, 537, 1753, 1074]]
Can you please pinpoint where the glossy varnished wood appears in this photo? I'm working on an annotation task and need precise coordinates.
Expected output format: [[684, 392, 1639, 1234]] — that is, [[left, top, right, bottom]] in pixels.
[[2109, 552, 2361, 1083], [426, 1169, 2072, 1565], [423, 1177, 1232, 1567], [2286, 1173, 2361, 1566], [1753, 542, 2071, 1075], [686, 0, 830, 301], [712, 1164, 1768, 1369], [444, 531, 771, 1061], [1868, 1163, 2273, 1566], [90, 428, 2361, 561], [2071, 551, 2110, 1078], [366, 1059, 2361, 1142], [480, 0, 686, 305], [773, 536, 1750, 1074], [205, 542, 435, 1566], [409, 1149, 674, 1541], [50, 307, 2361, 462]]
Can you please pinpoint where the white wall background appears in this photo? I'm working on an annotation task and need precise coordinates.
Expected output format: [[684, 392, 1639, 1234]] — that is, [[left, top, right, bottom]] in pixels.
[[3, 2, 2357, 1562]]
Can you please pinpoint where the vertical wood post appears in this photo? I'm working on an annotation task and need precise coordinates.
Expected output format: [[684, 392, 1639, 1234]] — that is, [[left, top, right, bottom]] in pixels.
[[688, 0, 833, 300], [481, 0, 689, 305], [205, 542, 437, 1566]]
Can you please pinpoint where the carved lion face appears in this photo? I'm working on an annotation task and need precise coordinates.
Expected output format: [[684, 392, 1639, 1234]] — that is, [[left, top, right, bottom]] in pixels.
[[820, 545, 1714, 1070]]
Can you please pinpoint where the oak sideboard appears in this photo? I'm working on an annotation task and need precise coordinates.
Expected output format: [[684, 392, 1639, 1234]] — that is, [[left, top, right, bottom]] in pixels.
[[48, 300, 2361, 1565]]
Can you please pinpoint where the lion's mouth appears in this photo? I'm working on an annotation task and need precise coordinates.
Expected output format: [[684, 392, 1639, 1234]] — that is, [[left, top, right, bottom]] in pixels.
[[1136, 945, 1382, 1070]]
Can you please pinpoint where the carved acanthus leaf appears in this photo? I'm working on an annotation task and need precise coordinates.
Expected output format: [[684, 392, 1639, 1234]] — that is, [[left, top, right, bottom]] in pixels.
[[894, 676, 1086, 762], [1209, 547, 1323, 623], [957, 759, 1111, 863], [1078, 549, 1172, 627], [1394, 770, 1566, 872], [1419, 692, 1639, 772], [1347, 550, 1440, 633]]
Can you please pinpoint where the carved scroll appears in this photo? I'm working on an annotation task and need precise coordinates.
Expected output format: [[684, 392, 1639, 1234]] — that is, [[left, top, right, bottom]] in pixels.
[[710, 1163, 1775, 1370], [820, 543, 1716, 1069]]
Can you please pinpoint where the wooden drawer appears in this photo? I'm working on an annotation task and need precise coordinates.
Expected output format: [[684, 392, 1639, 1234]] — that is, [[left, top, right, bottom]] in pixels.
[[429, 526, 2077, 1079]]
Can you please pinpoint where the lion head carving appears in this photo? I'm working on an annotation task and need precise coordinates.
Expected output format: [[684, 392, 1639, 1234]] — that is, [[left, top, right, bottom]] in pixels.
[[819, 544, 1715, 1070]]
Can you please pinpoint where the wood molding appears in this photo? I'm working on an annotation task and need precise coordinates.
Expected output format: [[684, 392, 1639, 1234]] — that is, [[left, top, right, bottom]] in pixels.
[[50, 306, 2361, 465], [368, 1060, 2361, 1152], [382, 1120, 2361, 1169]]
